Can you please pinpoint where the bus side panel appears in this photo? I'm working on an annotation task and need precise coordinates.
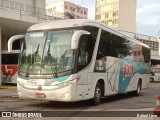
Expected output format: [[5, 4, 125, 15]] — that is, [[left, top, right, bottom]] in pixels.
[[118, 59, 149, 93], [105, 57, 120, 95], [93, 56, 150, 95], [141, 74, 150, 89], [76, 68, 92, 100], [125, 73, 140, 92], [93, 57, 120, 96], [90, 73, 107, 96]]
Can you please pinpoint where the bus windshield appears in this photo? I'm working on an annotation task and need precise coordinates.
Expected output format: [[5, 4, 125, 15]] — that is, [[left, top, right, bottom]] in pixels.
[[18, 29, 77, 75]]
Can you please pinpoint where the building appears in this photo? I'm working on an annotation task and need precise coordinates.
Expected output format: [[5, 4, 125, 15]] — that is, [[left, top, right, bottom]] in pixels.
[[46, 1, 88, 19], [96, 0, 136, 32], [0, 0, 55, 85]]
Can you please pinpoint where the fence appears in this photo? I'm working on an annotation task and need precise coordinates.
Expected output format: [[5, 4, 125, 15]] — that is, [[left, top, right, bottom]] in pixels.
[[0, 0, 62, 21]]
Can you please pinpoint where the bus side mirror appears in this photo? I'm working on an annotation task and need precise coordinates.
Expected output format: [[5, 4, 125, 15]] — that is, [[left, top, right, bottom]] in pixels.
[[71, 30, 90, 49], [8, 34, 25, 52]]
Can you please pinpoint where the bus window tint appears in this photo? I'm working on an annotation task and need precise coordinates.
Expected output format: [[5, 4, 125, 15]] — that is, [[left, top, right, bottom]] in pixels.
[[97, 30, 150, 63], [2, 54, 18, 64], [97, 30, 131, 59], [77, 35, 91, 71], [77, 26, 98, 72]]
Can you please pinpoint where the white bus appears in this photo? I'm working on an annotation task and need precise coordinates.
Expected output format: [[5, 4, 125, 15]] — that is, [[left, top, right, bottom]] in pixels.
[[150, 65, 160, 82], [1, 50, 19, 84], [8, 19, 150, 105]]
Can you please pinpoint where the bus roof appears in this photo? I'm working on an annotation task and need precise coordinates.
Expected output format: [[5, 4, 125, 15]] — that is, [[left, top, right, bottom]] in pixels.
[[28, 19, 150, 49]]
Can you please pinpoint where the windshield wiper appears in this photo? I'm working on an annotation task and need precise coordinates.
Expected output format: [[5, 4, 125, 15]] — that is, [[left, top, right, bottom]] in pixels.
[[47, 43, 50, 56], [25, 44, 40, 77], [32, 44, 40, 63], [25, 64, 31, 77], [47, 44, 58, 78]]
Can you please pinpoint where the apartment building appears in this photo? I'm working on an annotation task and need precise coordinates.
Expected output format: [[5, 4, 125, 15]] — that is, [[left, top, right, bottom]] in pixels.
[[46, 1, 88, 19], [96, 0, 136, 32]]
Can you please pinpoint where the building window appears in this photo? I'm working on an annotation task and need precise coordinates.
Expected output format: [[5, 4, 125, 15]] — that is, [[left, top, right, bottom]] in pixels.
[[112, 19, 118, 25], [65, 6, 68, 9], [112, 11, 118, 17], [105, 13, 109, 18], [77, 8, 80, 13], [84, 11, 87, 15], [96, 14, 101, 20], [96, 7, 101, 12], [70, 7, 72, 10], [72, 8, 75, 12]]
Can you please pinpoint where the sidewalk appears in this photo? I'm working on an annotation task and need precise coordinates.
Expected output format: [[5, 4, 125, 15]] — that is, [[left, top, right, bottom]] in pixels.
[[0, 84, 18, 98]]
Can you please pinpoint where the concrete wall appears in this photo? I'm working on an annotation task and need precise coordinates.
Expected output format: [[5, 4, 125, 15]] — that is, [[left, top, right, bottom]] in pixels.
[[11, 0, 45, 8], [1, 36, 8, 50]]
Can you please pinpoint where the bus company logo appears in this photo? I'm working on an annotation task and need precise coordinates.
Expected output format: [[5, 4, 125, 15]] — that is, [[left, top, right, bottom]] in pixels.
[[123, 62, 134, 78], [1, 65, 18, 78]]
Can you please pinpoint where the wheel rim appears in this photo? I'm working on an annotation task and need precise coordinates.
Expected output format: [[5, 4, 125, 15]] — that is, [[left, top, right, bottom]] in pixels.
[[137, 84, 141, 94], [95, 87, 101, 102]]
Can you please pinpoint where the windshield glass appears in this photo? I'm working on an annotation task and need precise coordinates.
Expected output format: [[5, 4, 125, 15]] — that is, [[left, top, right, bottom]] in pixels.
[[19, 29, 77, 75]]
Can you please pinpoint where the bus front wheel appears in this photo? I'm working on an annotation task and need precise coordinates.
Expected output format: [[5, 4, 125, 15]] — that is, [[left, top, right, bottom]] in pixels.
[[89, 82, 102, 106]]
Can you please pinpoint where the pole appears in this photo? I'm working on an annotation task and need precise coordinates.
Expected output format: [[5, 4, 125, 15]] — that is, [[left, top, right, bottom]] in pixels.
[[0, 27, 2, 85]]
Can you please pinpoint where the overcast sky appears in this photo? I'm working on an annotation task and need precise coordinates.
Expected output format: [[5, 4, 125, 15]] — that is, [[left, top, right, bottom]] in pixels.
[[46, 0, 160, 37]]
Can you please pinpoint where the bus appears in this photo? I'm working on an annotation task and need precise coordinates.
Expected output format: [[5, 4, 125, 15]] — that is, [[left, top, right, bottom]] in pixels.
[[1, 50, 19, 84], [8, 19, 150, 105], [150, 65, 160, 82]]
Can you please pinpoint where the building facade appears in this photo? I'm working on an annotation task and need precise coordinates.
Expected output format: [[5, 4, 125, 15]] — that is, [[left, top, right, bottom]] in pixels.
[[46, 1, 88, 19], [96, 0, 136, 32]]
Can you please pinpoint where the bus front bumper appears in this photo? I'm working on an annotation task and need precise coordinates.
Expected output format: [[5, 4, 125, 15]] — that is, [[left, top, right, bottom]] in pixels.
[[17, 84, 77, 102]]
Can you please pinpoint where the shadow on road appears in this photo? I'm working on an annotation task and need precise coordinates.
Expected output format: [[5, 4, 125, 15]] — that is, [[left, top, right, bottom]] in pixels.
[[27, 92, 144, 110]]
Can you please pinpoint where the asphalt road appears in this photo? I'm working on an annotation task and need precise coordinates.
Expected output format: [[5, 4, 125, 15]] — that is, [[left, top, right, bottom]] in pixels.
[[0, 82, 160, 120]]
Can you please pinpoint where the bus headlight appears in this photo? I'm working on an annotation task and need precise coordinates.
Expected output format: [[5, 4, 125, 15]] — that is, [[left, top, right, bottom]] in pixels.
[[55, 76, 80, 88]]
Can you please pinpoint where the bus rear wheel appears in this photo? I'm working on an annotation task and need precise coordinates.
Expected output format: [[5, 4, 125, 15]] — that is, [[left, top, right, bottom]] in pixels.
[[150, 78, 154, 82], [89, 82, 102, 106], [131, 80, 142, 96]]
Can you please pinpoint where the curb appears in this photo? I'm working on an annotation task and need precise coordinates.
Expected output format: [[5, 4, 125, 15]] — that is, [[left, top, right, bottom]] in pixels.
[[0, 94, 18, 98]]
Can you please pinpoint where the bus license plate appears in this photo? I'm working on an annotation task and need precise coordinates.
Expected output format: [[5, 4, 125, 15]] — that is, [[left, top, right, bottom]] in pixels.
[[35, 93, 46, 98]]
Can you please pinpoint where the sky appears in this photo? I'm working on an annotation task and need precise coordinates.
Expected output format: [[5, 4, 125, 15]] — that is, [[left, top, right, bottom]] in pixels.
[[46, 0, 160, 37]]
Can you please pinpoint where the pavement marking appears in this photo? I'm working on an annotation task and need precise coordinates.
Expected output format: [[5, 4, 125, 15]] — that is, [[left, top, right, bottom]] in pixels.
[[0, 86, 17, 89]]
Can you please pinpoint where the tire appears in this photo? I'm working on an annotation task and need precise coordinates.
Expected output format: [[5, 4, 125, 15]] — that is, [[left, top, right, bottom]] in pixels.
[[150, 78, 154, 82], [131, 81, 141, 96], [89, 82, 102, 106]]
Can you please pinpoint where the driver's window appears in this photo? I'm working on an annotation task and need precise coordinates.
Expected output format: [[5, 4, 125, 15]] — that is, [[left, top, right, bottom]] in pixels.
[[77, 35, 89, 71]]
